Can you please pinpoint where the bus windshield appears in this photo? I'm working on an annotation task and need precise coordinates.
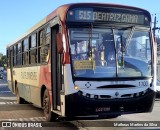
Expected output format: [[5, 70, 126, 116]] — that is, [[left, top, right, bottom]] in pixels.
[[69, 27, 152, 79]]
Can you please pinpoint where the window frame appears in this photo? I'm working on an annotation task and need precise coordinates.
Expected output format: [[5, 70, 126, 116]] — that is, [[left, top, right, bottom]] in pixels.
[[29, 32, 38, 64], [22, 38, 29, 65]]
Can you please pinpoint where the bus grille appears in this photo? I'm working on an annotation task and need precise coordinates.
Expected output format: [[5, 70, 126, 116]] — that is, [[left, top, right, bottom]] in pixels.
[[97, 85, 135, 88]]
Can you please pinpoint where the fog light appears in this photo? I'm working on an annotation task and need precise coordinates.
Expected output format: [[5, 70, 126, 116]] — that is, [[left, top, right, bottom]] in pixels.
[[74, 85, 78, 90]]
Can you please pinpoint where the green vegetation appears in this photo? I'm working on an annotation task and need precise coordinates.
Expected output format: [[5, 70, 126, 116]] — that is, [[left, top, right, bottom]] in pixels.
[[0, 55, 7, 68]]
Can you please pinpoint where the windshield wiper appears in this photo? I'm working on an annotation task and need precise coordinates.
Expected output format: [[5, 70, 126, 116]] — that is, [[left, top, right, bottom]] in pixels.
[[124, 26, 135, 52], [88, 23, 93, 60], [116, 26, 135, 69]]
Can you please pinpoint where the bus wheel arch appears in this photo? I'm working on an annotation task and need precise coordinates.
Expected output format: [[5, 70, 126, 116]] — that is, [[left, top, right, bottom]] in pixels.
[[15, 81, 25, 104], [42, 87, 58, 121], [41, 85, 46, 108]]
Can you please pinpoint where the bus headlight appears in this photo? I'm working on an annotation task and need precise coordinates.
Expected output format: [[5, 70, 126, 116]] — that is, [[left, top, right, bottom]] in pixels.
[[74, 85, 79, 90]]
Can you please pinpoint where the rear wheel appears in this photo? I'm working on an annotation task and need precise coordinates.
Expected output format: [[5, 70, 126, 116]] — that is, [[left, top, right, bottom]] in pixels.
[[16, 87, 25, 104], [43, 89, 58, 122]]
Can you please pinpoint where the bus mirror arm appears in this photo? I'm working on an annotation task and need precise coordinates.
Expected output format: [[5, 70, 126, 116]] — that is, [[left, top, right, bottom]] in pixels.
[[57, 33, 64, 54]]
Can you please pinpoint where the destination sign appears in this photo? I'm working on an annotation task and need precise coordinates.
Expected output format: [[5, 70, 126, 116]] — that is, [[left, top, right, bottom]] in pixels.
[[67, 8, 149, 25]]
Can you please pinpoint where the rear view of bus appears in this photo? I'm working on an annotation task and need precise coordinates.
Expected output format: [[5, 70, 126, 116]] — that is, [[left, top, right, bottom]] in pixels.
[[65, 3, 156, 118]]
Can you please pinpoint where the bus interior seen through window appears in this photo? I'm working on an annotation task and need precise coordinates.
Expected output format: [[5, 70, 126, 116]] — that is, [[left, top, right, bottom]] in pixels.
[[69, 27, 152, 78]]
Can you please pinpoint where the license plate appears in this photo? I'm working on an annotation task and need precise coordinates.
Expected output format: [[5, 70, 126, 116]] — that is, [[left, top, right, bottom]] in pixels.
[[95, 107, 110, 112]]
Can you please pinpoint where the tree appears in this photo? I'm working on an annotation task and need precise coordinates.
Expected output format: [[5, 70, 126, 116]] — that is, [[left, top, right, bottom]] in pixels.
[[0, 55, 7, 67]]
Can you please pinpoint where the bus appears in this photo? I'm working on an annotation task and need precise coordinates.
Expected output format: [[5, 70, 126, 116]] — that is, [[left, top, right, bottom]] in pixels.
[[7, 3, 156, 121]]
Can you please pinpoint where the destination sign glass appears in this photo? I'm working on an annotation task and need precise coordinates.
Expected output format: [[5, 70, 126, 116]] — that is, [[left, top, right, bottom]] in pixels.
[[67, 7, 149, 25]]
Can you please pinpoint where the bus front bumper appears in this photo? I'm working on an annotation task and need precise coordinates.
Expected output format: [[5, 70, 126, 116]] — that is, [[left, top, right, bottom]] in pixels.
[[65, 89, 156, 117]]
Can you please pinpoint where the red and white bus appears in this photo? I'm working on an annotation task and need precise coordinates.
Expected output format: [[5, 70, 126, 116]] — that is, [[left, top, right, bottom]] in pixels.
[[7, 3, 156, 121]]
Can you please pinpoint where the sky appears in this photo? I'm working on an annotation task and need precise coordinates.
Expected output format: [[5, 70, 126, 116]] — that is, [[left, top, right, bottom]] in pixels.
[[0, 0, 160, 55]]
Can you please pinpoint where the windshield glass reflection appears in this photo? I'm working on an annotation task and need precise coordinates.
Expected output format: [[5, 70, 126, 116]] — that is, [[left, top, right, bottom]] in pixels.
[[69, 27, 152, 78]]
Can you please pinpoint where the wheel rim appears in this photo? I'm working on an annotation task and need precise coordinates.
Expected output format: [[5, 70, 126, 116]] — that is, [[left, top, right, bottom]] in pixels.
[[43, 93, 49, 116]]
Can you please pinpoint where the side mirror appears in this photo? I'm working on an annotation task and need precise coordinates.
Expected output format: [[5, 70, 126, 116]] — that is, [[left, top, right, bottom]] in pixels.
[[56, 33, 64, 54]]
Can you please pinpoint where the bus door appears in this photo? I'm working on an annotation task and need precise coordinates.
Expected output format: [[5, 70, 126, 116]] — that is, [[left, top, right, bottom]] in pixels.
[[51, 26, 62, 110], [9, 48, 15, 93]]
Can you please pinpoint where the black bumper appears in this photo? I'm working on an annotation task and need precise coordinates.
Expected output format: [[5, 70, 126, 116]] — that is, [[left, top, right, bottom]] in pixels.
[[65, 89, 156, 117]]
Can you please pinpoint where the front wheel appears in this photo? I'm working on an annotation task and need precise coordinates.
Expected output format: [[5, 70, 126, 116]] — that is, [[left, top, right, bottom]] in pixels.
[[43, 89, 58, 122]]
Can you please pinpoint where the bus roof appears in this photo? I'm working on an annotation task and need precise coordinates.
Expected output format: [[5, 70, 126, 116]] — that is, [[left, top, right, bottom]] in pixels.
[[7, 3, 151, 48]]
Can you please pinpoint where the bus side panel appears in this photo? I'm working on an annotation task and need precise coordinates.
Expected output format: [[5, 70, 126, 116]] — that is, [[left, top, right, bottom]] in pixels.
[[39, 64, 51, 90], [7, 63, 51, 108], [39, 64, 52, 108], [11, 66, 42, 107], [29, 66, 42, 106], [7, 68, 14, 93]]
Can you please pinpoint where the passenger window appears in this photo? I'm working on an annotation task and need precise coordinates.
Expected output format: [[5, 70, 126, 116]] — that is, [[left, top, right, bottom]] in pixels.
[[29, 33, 37, 64], [30, 49, 37, 64], [40, 44, 50, 63], [16, 43, 22, 66], [13, 45, 17, 66], [40, 29, 45, 45], [17, 54, 22, 65], [38, 26, 50, 64], [46, 26, 51, 45], [18, 43, 22, 53], [23, 38, 29, 51], [22, 38, 29, 65], [31, 33, 37, 48], [23, 53, 29, 65]]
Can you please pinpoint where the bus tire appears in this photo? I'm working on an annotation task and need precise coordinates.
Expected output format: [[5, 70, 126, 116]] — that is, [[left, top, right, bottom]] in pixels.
[[43, 89, 58, 122], [16, 87, 25, 104]]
